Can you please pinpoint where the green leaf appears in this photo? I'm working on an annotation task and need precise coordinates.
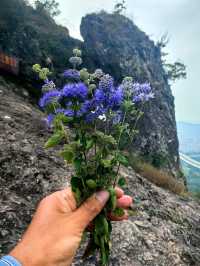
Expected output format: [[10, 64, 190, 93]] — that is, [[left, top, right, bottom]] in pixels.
[[54, 113, 72, 125], [80, 68, 89, 81], [95, 215, 108, 235], [112, 207, 125, 217], [86, 139, 94, 150], [32, 64, 41, 73], [44, 130, 64, 148], [74, 187, 81, 205], [71, 176, 82, 191], [118, 177, 126, 187], [102, 217, 109, 236], [108, 187, 117, 211], [94, 232, 100, 246], [86, 179, 97, 189], [92, 131, 117, 147], [101, 159, 112, 168], [116, 153, 129, 166], [73, 157, 82, 172], [123, 99, 134, 112], [60, 145, 74, 163]]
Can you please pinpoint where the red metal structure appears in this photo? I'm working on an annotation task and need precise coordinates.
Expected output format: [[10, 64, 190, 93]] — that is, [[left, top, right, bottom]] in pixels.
[[0, 52, 19, 75]]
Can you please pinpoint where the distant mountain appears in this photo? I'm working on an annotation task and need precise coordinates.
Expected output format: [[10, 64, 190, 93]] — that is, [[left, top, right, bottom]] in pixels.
[[177, 121, 200, 154]]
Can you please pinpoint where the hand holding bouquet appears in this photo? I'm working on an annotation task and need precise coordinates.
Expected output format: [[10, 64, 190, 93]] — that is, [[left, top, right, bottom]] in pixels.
[[33, 48, 153, 265]]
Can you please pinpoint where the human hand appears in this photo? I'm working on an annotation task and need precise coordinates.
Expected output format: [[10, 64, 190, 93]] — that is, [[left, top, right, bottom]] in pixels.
[[10, 187, 132, 266]]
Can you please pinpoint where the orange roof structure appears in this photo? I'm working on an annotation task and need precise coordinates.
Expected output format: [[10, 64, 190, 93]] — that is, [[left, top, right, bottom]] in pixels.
[[0, 52, 19, 75]]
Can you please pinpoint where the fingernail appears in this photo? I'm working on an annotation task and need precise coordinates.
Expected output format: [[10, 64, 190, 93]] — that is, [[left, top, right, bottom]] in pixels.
[[95, 190, 109, 205]]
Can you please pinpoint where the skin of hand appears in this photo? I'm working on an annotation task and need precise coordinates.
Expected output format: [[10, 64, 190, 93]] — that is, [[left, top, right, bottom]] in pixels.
[[10, 187, 132, 266]]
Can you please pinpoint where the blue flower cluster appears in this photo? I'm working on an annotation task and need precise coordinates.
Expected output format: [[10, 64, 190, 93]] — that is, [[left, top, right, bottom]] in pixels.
[[95, 75, 124, 110], [99, 74, 114, 92], [120, 79, 154, 103], [61, 82, 88, 101], [42, 80, 56, 93], [39, 68, 153, 126], [132, 83, 154, 103], [39, 90, 61, 108], [63, 69, 80, 80]]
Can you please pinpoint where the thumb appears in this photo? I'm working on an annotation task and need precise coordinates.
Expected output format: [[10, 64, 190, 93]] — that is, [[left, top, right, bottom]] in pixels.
[[72, 191, 109, 231]]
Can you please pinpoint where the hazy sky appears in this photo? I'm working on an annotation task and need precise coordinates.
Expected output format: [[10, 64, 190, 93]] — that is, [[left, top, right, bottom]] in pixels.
[[43, 0, 200, 123]]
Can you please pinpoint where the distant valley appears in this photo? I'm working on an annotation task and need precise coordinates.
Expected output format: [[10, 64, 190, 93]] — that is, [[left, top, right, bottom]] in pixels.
[[177, 122, 200, 192]]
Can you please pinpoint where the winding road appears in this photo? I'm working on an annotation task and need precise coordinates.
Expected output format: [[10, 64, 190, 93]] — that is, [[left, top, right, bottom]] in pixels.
[[179, 152, 200, 170]]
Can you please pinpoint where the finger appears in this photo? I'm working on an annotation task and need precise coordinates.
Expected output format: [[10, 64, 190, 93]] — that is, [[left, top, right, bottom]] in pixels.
[[117, 195, 133, 209], [108, 210, 129, 221], [115, 187, 124, 198], [72, 191, 109, 230]]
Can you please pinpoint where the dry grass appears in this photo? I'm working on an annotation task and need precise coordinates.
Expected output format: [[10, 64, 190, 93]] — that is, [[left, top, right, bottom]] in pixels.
[[137, 162, 186, 195]]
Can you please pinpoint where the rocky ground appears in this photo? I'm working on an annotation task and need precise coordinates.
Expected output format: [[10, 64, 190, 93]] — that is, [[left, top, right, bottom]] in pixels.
[[0, 77, 200, 266]]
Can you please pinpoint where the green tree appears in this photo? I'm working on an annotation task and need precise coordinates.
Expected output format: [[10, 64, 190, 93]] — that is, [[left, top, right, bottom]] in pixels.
[[164, 61, 186, 82], [114, 0, 126, 14], [157, 33, 187, 82], [34, 0, 60, 17]]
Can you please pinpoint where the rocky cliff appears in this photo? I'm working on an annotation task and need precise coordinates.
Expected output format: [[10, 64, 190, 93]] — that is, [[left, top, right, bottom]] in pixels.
[[0, 0, 179, 174], [0, 77, 200, 265], [81, 12, 179, 174]]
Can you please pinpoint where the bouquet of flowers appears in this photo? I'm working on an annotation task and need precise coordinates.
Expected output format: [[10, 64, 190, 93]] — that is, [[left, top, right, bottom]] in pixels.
[[33, 48, 154, 265]]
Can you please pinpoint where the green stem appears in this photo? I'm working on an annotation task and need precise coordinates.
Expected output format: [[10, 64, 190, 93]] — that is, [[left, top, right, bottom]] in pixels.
[[113, 110, 127, 187], [94, 123, 97, 177]]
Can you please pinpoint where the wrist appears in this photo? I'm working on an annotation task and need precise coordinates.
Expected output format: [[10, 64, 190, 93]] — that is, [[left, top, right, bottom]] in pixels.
[[10, 242, 43, 266], [0, 255, 22, 266]]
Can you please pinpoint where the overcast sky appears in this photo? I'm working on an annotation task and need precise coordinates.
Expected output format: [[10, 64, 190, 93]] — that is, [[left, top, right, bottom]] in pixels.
[[49, 0, 199, 123]]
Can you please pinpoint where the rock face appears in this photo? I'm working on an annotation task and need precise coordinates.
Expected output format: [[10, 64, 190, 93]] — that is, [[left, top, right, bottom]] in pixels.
[[0, 77, 200, 265], [0, 76, 71, 252], [0, 0, 81, 82], [81, 12, 179, 174]]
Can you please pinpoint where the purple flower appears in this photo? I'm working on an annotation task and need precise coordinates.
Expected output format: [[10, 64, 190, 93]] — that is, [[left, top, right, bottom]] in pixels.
[[99, 74, 114, 92], [85, 107, 106, 123], [55, 108, 74, 117], [55, 108, 65, 114], [46, 113, 55, 127], [39, 90, 61, 108], [94, 89, 105, 103], [132, 83, 154, 103], [42, 80, 56, 93], [78, 100, 92, 115], [63, 69, 80, 80], [133, 83, 151, 94], [109, 87, 124, 109], [61, 82, 88, 101], [64, 110, 74, 117], [94, 69, 104, 79], [112, 112, 122, 124]]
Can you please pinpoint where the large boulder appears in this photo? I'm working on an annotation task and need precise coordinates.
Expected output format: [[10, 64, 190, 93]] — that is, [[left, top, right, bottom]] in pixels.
[[81, 12, 179, 175]]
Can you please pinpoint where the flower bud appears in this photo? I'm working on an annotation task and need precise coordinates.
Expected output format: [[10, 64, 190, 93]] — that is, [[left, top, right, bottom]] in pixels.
[[86, 179, 97, 189], [69, 56, 82, 67], [80, 68, 89, 81], [73, 48, 82, 57]]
